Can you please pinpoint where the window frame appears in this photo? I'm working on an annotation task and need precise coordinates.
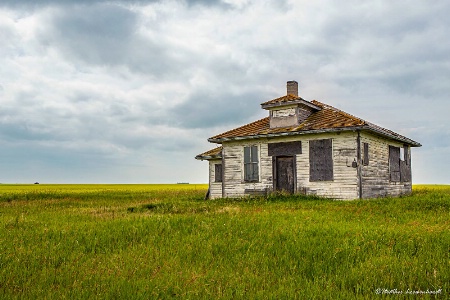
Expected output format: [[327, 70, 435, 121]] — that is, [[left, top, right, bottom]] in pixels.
[[363, 142, 369, 166], [243, 145, 259, 182], [214, 163, 223, 183], [389, 145, 401, 182]]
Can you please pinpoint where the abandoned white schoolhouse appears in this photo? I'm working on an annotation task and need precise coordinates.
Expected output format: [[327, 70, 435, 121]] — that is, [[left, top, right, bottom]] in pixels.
[[196, 81, 421, 200]]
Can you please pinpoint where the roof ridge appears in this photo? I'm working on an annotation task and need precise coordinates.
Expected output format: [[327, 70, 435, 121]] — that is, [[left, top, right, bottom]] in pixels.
[[311, 100, 420, 145], [311, 100, 366, 125]]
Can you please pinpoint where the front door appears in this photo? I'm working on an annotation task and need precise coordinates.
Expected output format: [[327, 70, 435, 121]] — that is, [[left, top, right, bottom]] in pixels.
[[274, 156, 295, 194]]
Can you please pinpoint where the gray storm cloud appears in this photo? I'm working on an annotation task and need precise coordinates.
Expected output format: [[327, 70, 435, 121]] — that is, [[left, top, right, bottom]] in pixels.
[[0, 0, 449, 183]]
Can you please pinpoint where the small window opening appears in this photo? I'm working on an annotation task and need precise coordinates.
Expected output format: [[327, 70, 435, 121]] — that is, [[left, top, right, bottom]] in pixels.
[[363, 142, 369, 166], [244, 145, 259, 182], [214, 164, 222, 183], [400, 147, 405, 161]]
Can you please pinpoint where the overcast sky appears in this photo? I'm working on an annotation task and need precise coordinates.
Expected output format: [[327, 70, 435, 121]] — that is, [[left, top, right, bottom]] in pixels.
[[1, 0, 449, 184]]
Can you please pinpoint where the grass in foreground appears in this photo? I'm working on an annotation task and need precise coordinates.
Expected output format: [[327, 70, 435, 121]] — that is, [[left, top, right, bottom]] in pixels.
[[0, 184, 449, 299]]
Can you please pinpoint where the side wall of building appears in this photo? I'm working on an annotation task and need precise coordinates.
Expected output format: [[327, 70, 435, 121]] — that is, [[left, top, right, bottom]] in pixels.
[[360, 132, 412, 198], [208, 159, 223, 199], [221, 131, 359, 200]]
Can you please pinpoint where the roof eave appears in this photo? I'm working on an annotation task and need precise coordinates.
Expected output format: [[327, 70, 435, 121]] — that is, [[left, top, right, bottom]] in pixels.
[[195, 154, 223, 161], [208, 126, 364, 143], [261, 99, 322, 111], [364, 126, 422, 147], [208, 125, 422, 147]]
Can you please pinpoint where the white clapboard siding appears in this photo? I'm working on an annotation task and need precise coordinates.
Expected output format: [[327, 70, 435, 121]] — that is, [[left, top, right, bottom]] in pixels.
[[220, 132, 359, 199], [208, 160, 223, 199], [216, 131, 411, 200], [222, 141, 273, 197], [296, 132, 358, 200], [360, 132, 412, 198]]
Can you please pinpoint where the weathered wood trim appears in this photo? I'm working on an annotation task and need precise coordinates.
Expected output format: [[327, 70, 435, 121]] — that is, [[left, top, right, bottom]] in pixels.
[[272, 156, 277, 192], [273, 155, 296, 193], [268, 141, 302, 156], [244, 188, 268, 196], [207, 159, 211, 199], [221, 150, 225, 198], [357, 131, 362, 199], [208, 125, 421, 147], [293, 155, 297, 193], [243, 144, 260, 183]]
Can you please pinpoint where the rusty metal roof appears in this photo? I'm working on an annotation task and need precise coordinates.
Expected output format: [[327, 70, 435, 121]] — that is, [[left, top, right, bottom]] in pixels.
[[207, 100, 421, 147], [195, 146, 223, 160]]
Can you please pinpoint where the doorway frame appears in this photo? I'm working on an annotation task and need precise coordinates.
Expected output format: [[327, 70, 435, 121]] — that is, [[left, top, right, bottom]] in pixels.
[[272, 155, 297, 194]]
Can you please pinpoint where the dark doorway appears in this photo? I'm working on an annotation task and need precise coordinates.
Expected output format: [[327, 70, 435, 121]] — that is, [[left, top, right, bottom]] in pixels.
[[274, 156, 295, 194]]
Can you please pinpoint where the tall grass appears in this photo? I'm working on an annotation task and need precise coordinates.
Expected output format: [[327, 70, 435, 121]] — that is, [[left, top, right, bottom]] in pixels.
[[0, 184, 448, 299]]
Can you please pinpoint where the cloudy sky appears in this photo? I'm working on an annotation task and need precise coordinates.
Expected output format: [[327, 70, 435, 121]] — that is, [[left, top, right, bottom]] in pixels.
[[1, 0, 449, 184]]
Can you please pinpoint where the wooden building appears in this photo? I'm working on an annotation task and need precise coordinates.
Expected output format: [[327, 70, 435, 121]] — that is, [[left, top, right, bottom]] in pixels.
[[196, 81, 421, 200]]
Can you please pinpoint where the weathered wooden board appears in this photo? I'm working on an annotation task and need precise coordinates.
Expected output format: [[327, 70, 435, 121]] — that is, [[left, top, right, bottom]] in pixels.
[[268, 141, 302, 156], [215, 131, 412, 200], [360, 132, 412, 199], [208, 160, 223, 199], [389, 145, 401, 182], [274, 156, 295, 193], [309, 139, 333, 181]]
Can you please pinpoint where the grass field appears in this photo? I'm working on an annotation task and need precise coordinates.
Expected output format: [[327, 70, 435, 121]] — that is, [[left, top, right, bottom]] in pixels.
[[0, 184, 449, 299]]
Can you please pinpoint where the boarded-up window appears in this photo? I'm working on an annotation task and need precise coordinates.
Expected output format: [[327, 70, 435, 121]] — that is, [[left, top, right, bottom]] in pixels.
[[309, 139, 333, 181], [390, 145, 411, 182], [244, 145, 259, 182], [400, 160, 411, 182], [363, 142, 369, 166], [268, 141, 302, 156], [214, 164, 222, 183], [401, 145, 411, 182], [389, 146, 401, 182]]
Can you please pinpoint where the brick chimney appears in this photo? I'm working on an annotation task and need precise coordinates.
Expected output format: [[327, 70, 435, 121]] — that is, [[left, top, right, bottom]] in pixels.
[[286, 80, 298, 96]]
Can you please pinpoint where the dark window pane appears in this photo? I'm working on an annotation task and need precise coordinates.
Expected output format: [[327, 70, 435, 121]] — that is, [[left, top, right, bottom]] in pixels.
[[389, 146, 400, 182], [363, 142, 369, 166], [251, 146, 258, 163], [251, 162, 259, 180], [214, 164, 222, 182], [244, 146, 259, 182], [244, 147, 250, 164]]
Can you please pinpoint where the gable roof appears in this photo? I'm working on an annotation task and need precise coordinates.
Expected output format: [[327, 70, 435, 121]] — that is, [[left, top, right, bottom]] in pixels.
[[208, 100, 421, 147]]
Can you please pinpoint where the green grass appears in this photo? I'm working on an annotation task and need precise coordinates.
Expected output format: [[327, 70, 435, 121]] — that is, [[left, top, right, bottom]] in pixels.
[[0, 184, 449, 299]]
